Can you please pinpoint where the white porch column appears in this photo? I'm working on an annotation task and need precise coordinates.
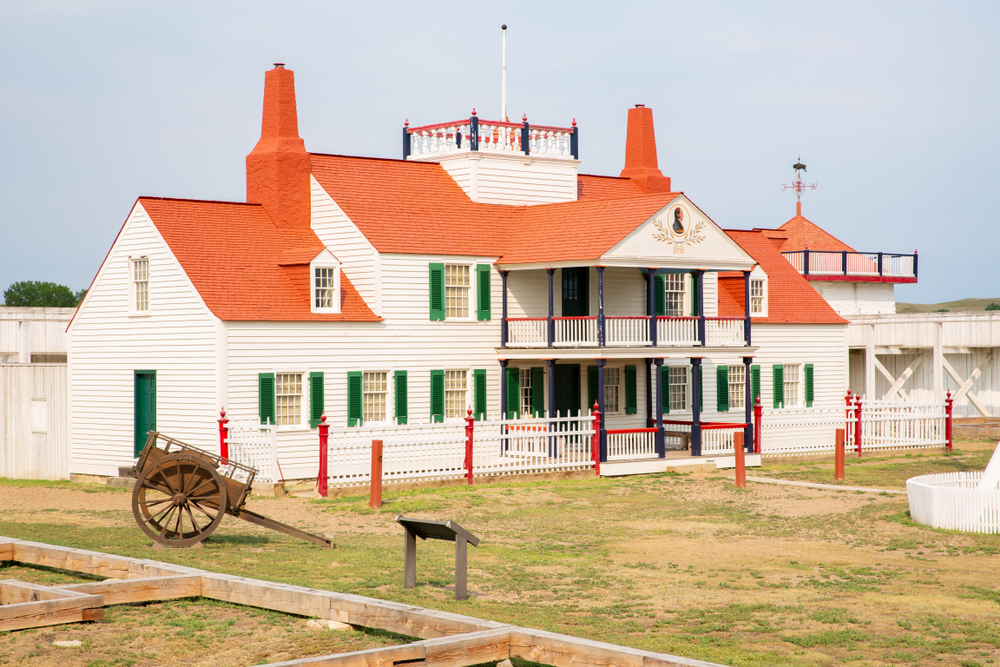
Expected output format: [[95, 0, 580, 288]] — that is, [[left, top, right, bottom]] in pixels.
[[18, 320, 31, 364], [864, 324, 875, 400], [933, 321, 944, 401]]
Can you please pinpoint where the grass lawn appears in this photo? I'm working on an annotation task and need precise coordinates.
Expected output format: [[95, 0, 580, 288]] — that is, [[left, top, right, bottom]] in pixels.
[[0, 441, 998, 667]]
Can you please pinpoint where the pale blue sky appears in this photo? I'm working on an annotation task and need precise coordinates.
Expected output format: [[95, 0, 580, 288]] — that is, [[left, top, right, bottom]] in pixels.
[[1, 1, 997, 303]]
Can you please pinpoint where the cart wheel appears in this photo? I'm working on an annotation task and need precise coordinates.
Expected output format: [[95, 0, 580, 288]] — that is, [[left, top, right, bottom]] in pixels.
[[132, 453, 228, 547]]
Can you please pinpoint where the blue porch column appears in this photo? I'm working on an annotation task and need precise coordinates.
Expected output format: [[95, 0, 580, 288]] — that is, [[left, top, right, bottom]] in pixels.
[[647, 269, 658, 346], [546, 358, 557, 456], [654, 357, 665, 457], [742, 270, 752, 347], [597, 266, 606, 347], [690, 357, 703, 456], [501, 270, 509, 348], [645, 358, 653, 427], [743, 356, 754, 453], [694, 270, 706, 346], [546, 269, 555, 348], [596, 358, 607, 461]]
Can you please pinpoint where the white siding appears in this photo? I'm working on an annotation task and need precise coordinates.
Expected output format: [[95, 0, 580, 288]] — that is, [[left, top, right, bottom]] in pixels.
[[68, 204, 220, 476], [436, 153, 578, 205], [224, 253, 505, 480], [0, 307, 75, 359], [814, 281, 895, 317], [0, 364, 68, 479], [310, 176, 381, 315]]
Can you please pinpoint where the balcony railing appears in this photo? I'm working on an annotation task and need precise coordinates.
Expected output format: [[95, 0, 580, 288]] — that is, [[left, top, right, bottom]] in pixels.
[[503, 315, 748, 349], [403, 114, 578, 161], [782, 250, 918, 280]]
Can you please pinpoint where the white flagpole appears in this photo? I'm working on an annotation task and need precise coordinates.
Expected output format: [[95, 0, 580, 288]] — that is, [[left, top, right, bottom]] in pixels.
[[501, 24, 508, 122]]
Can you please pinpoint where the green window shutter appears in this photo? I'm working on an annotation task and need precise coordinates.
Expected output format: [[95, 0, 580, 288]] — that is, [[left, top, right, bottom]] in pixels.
[[430, 369, 445, 422], [505, 367, 520, 419], [772, 364, 784, 409], [661, 366, 670, 414], [751, 365, 761, 405], [309, 372, 325, 427], [531, 367, 545, 417], [258, 373, 275, 426], [429, 263, 445, 321], [394, 370, 408, 425], [717, 365, 729, 413], [654, 274, 665, 317], [476, 264, 491, 321], [804, 363, 814, 408], [474, 369, 487, 420], [587, 366, 599, 411], [624, 365, 637, 415], [690, 274, 697, 316], [347, 371, 363, 426]]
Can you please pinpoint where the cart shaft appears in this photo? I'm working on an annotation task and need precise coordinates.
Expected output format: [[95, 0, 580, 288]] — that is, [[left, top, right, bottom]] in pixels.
[[233, 508, 334, 548]]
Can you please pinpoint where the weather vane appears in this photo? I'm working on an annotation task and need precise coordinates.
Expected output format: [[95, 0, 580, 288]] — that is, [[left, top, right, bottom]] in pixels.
[[782, 157, 817, 202]]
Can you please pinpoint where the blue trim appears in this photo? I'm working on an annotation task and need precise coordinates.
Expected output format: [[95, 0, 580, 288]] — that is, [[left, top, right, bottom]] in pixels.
[[402, 127, 411, 160], [596, 359, 607, 462], [647, 272, 657, 347], [570, 126, 579, 160], [694, 270, 706, 346], [743, 270, 752, 347], [522, 121, 530, 156], [743, 356, 754, 453], [501, 271, 509, 348], [597, 267, 605, 347], [547, 269, 555, 348], [470, 115, 479, 151], [654, 358, 665, 457], [690, 358, 702, 456]]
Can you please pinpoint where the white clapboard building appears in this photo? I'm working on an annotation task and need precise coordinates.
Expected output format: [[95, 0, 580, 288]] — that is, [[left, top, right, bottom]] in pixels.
[[68, 64, 854, 479]]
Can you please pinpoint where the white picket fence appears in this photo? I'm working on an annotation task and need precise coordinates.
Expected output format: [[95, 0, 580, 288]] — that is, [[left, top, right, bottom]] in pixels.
[[225, 418, 281, 483], [907, 472, 1000, 533], [861, 401, 946, 451], [760, 406, 854, 457], [325, 413, 595, 488]]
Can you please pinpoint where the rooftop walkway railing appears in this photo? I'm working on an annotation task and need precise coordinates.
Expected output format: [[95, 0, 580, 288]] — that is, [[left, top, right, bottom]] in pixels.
[[403, 112, 578, 161], [782, 249, 918, 281]]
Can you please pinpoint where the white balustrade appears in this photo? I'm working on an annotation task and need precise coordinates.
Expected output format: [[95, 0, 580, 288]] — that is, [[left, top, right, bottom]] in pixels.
[[529, 127, 574, 157], [705, 318, 745, 346], [606, 430, 657, 460], [506, 318, 548, 347], [700, 426, 744, 455], [554, 317, 597, 347], [656, 317, 700, 346], [846, 252, 879, 275], [881, 254, 915, 277], [605, 317, 651, 347]]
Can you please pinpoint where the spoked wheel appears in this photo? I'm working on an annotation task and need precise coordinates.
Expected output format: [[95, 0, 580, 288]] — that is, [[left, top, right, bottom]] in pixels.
[[132, 453, 228, 547]]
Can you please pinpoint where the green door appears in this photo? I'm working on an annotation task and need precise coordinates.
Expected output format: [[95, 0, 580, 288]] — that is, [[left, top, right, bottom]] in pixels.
[[553, 364, 581, 416], [134, 371, 156, 457], [561, 268, 590, 317]]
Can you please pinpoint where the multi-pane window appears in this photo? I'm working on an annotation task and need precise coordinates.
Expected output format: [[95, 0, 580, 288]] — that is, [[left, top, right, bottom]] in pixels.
[[132, 258, 149, 312], [445, 265, 470, 318], [276, 373, 302, 426], [664, 274, 685, 316], [669, 366, 689, 411], [314, 267, 336, 309], [363, 371, 388, 423], [728, 365, 745, 409], [784, 364, 801, 407], [445, 370, 467, 419], [750, 279, 765, 315], [519, 368, 533, 416], [604, 367, 621, 413]]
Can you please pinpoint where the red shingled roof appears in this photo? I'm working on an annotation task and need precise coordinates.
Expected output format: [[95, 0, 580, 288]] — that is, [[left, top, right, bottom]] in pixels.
[[577, 174, 645, 200], [719, 229, 846, 325], [776, 209, 854, 253], [138, 197, 380, 322]]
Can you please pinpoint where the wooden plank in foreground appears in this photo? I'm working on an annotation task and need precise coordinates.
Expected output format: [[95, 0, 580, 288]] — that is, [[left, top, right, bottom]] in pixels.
[[0, 594, 105, 632], [61, 574, 203, 605], [510, 629, 728, 667], [255, 642, 426, 667], [0, 540, 14, 560], [422, 628, 511, 667]]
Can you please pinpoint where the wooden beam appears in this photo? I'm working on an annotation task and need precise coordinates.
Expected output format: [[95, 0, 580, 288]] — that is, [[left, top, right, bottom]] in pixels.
[[11, 540, 195, 580], [942, 355, 993, 417], [0, 540, 14, 561], [423, 628, 511, 667], [0, 594, 104, 632], [1, 579, 95, 604], [883, 356, 922, 401], [510, 629, 722, 667], [255, 642, 426, 667], [60, 575, 202, 605]]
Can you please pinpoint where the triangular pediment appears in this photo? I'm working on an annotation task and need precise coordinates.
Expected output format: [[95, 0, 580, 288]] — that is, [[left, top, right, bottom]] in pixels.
[[603, 196, 755, 270]]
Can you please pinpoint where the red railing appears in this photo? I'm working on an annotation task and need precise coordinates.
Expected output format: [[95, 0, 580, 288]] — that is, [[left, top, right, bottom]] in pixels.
[[606, 428, 658, 434]]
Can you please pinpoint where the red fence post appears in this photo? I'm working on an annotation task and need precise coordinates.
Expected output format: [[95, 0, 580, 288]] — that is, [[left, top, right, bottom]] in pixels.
[[854, 396, 863, 458], [465, 407, 475, 485], [834, 428, 845, 481], [845, 390, 853, 427], [591, 401, 601, 477], [218, 408, 229, 465], [734, 432, 746, 489], [753, 396, 762, 454], [316, 414, 329, 498], [370, 439, 383, 509], [945, 390, 953, 452]]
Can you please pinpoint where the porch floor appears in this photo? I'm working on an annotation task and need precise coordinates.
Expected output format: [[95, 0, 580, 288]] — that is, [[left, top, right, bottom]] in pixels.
[[601, 451, 761, 477]]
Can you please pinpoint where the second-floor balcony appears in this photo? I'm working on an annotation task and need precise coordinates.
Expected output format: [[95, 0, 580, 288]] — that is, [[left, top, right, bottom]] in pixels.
[[782, 249, 918, 283], [504, 315, 747, 349]]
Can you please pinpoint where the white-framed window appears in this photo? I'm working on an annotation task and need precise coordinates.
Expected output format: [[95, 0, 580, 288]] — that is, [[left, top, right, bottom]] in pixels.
[[749, 270, 768, 317], [363, 371, 388, 423], [665, 274, 686, 317], [784, 364, 801, 407], [445, 369, 468, 419], [130, 256, 149, 314], [669, 366, 689, 411], [310, 257, 341, 314], [519, 368, 534, 416], [604, 367, 621, 413], [728, 365, 745, 409], [276, 373, 303, 426], [445, 265, 470, 318]]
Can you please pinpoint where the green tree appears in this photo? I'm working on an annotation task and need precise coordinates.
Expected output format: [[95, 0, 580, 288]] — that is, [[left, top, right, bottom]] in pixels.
[[3, 281, 83, 307], [986, 302, 1000, 311]]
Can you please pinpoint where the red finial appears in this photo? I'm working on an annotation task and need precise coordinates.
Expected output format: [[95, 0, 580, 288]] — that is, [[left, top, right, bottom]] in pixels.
[[572, 118, 577, 127], [404, 119, 409, 127], [320, 412, 327, 424], [220, 408, 226, 418], [471, 108, 477, 116], [914, 249, 918, 254], [467, 407, 473, 417], [522, 113, 527, 122]]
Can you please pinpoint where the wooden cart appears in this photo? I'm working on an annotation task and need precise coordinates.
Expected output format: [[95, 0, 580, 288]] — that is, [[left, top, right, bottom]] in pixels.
[[127, 432, 333, 548]]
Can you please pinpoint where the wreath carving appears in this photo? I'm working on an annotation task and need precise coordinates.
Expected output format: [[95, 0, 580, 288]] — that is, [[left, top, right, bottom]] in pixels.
[[652, 218, 705, 247]]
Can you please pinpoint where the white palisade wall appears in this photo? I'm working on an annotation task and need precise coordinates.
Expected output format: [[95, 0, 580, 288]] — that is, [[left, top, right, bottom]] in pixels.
[[68, 203, 220, 476]]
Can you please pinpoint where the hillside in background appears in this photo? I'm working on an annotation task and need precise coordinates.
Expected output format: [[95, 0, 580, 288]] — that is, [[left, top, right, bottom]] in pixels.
[[897, 298, 1000, 313]]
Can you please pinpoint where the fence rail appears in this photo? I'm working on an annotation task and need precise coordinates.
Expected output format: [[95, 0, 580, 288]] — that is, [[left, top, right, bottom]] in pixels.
[[225, 418, 281, 483], [908, 472, 1000, 533], [782, 250, 917, 280]]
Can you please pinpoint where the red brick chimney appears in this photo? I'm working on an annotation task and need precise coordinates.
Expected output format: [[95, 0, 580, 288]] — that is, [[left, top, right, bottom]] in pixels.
[[619, 105, 672, 193], [246, 64, 312, 229]]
